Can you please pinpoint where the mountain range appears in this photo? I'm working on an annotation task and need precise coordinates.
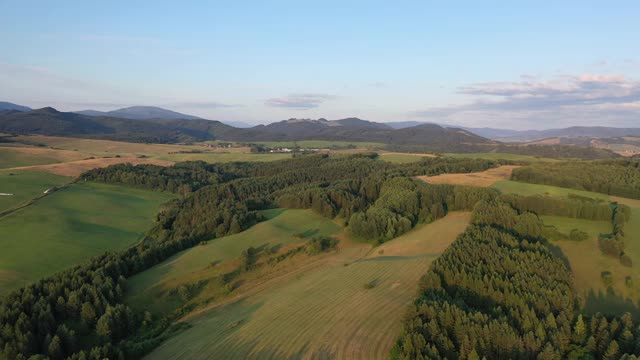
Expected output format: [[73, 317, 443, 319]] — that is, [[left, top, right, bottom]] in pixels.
[[2, 102, 639, 146]]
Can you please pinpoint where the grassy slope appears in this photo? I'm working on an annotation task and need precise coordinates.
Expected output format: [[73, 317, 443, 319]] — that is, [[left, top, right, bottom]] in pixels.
[[0, 182, 173, 292], [0, 169, 71, 212], [126, 209, 342, 314], [146, 212, 470, 360]]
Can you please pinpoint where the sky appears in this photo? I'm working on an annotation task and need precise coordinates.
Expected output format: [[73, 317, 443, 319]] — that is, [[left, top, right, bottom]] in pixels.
[[1, 0, 639, 129]]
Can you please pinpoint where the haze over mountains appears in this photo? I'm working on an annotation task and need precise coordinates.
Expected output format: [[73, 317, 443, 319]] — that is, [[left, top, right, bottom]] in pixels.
[[2, 102, 640, 145]]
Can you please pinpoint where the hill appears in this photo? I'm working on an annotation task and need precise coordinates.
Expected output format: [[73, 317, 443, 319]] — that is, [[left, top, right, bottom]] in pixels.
[[75, 106, 201, 120], [0, 102, 31, 112], [494, 126, 640, 142], [228, 118, 494, 151], [0, 107, 234, 143]]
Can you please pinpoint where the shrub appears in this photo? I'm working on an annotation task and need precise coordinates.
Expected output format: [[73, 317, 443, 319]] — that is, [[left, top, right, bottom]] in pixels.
[[363, 280, 377, 289], [601, 271, 613, 286]]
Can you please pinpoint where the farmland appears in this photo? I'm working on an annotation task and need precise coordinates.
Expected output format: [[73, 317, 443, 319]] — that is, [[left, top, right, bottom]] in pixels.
[[126, 209, 342, 315], [0, 169, 71, 212], [0, 182, 173, 292], [146, 212, 471, 360], [418, 165, 518, 187]]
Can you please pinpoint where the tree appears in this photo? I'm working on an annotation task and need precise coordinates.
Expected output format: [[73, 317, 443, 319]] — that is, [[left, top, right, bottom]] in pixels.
[[604, 340, 620, 360], [48, 335, 63, 360], [573, 314, 586, 344], [80, 303, 96, 325]]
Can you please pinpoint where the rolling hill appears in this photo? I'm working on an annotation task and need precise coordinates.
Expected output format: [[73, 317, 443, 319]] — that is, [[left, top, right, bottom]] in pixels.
[[0, 102, 31, 112], [75, 106, 201, 120], [0, 107, 235, 143]]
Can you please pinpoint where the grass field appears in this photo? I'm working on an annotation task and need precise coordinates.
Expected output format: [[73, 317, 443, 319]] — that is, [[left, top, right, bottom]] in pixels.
[[126, 209, 342, 314], [418, 165, 519, 187], [444, 152, 557, 162], [0, 182, 174, 292], [146, 212, 471, 360], [0, 169, 71, 212], [539, 216, 636, 312], [492, 180, 611, 200], [0, 146, 88, 169]]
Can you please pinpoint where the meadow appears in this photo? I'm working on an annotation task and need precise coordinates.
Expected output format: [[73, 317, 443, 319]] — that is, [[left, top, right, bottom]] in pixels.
[[0, 169, 71, 213], [492, 180, 611, 200], [145, 212, 471, 360], [126, 209, 342, 314], [0, 182, 173, 292]]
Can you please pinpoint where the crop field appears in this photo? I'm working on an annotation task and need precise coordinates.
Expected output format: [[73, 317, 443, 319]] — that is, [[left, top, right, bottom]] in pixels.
[[417, 165, 519, 187], [146, 212, 471, 360], [0, 182, 173, 292], [126, 209, 342, 314], [0, 169, 71, 212]]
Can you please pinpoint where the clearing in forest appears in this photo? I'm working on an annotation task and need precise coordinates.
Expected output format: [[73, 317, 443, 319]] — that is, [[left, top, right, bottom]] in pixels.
[[417, 165, 519, 187], [145, 212, 471, 360]]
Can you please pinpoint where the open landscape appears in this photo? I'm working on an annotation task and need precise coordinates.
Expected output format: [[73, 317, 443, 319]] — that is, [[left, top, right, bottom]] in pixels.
[[2, 3, 640, 359]]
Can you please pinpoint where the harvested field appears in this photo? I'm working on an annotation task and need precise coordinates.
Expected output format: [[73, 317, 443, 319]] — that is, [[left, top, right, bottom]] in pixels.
[[417, 165, 519, 187], [7, 157, 174, 177], [145, 213, 470, 360]]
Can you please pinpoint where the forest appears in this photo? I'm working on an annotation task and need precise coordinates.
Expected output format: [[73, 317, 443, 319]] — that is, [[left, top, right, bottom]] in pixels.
[[512, 160, 640, 199], [392, 199, 640, 360], [0, 155, 503, 359]]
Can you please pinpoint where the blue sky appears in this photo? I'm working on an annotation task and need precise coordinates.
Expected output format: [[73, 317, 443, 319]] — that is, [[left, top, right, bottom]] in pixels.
[[1, 0, 639, 129]]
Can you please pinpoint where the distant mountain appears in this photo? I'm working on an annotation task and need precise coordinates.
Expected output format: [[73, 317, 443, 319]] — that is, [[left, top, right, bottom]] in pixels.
[[222, 120, 255, 128], [75, 106, 201, 120], [0, 107, 233, 143], [386, 121, 525, 139], [225, 118, 494, 151], [0, 102, 32, 112]]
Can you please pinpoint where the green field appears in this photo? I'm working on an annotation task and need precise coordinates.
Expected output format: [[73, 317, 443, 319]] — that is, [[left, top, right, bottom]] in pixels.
[[0, 169, 71, 212], [126, 209, 342, 314], [493, 180, 611, 200], [444, 152, 557, 162], [0, 182, 174, 292], [155, 152, 292, 163], [146, 212, 471, 360], [252, 140, 385, 149]]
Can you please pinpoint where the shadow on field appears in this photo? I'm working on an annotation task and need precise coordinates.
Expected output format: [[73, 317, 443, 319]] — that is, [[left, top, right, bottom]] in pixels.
[[583, 287, 640, 318]]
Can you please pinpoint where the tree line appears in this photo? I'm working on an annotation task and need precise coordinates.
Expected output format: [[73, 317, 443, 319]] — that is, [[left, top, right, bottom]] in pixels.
[[392, 198, 640, 359], [512, 160, 640, 199]]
